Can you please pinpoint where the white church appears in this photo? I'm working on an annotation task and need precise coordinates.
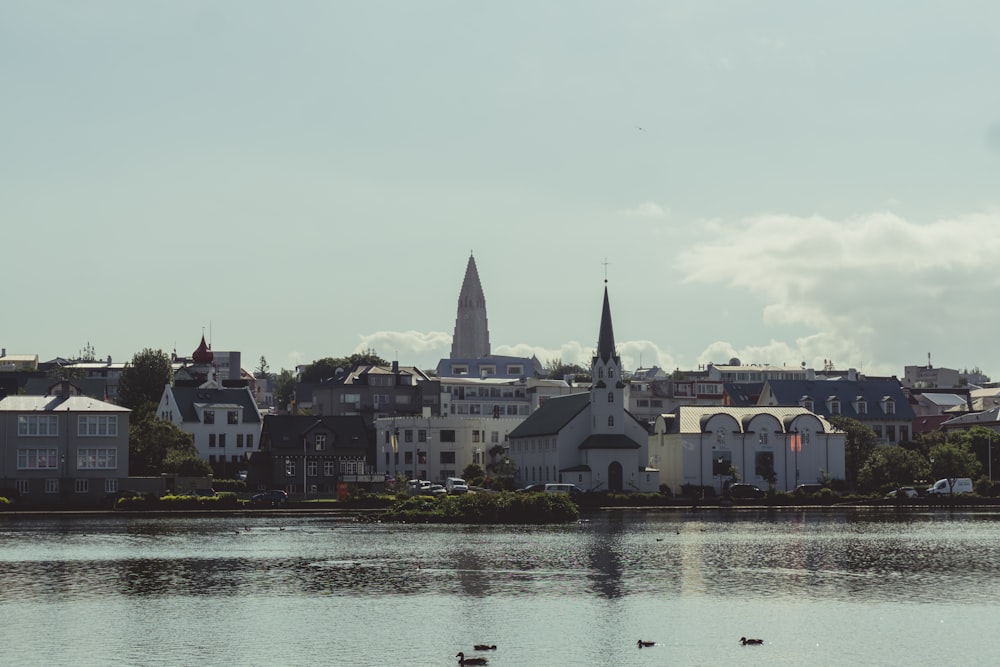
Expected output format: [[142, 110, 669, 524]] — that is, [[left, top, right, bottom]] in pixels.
[[507, 285, 660, 493]]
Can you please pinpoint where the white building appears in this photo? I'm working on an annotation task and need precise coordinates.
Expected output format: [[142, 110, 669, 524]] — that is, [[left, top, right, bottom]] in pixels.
[[649, 406, 846, 495], [507, 285, 659, 493]]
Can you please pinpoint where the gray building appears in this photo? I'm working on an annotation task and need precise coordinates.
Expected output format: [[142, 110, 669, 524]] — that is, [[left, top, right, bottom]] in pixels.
[[0, 382, 130, 506]]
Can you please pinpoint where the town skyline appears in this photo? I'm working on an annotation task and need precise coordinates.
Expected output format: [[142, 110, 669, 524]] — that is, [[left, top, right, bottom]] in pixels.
[[4, 3, 999, 379]]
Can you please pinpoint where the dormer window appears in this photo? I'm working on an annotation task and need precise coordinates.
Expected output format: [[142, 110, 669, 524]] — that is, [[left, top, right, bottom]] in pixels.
[[856, 396, 867, 415], [799, 396, 814, 412], [881, 397, 896, 414], [827, 397, 841, 415]]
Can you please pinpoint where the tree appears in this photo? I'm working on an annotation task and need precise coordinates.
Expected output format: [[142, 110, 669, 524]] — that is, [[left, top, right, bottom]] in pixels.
[[827, 416, 879, 487], [857, 445, 930, 492], [299, 349, 388, 383], [163, 450, 212, 477], [255, 356, 270, 379], [462, 463, 485, 486], [929, 440, 981, 490], [544, 359, 590, 383], [951, 426, 998, 479], [117, 348, 172, 410], [274, 369, 296, 413], [129, 409, 201, 476]]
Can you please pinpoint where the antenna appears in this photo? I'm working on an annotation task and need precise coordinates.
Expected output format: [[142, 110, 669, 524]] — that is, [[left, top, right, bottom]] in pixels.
[[602, 257, 610, 283]]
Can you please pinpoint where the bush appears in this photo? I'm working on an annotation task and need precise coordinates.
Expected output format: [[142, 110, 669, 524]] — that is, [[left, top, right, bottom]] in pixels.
[[381, 491, 579, 524], [0, 496, 10, 507]]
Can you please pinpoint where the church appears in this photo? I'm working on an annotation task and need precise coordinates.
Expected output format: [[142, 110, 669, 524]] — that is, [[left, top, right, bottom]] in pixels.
[[507, 284, 660, 493]]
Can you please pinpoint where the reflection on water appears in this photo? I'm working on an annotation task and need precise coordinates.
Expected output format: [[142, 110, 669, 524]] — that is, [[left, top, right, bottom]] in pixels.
[[4, 509, 1000, 665]]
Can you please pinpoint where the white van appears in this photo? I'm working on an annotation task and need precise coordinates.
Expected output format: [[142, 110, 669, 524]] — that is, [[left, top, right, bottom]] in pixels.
[[926, 478, 974, 496], [544, 483, 581, 496], [445, 477, 469, 494]]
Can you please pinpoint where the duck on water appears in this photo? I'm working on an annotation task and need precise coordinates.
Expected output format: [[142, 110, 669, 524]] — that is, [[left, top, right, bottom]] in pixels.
[[456, 652, 489, 665]]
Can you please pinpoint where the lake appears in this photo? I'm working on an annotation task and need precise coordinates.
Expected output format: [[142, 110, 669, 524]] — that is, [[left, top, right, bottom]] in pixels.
[[2, 508, 998, 666]]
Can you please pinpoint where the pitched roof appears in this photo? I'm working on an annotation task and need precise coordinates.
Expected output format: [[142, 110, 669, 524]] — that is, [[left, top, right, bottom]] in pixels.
[[762, 378, 915, 420], [509, 392, 590, 438], [578, 434, 641, 450], [167, 386, 261, 423], [260, 414, 370, 452], [0, 395, 128, 412]]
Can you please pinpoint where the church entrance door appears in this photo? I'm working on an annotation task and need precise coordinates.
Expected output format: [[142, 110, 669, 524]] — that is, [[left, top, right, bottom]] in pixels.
[[608, 461, 623, 492]]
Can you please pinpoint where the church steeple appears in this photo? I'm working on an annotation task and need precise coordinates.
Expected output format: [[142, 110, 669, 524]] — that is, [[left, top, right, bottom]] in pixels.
[[591, 283, 625, 434], [450, 253, 491, 359]]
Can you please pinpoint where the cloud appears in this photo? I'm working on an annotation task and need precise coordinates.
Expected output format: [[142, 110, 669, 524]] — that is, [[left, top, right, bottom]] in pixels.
[[619, 201, 668, 218], [356, 330, 452, 365], [677, 211, 1000, 374]]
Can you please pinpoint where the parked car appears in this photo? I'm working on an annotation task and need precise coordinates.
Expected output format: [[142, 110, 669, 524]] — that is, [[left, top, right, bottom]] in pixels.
[[516, 484, 546, 493], [250, 490, 288, 507], [885, 486, 919, 499], [409, 480, 432, 495], [426, 484, 448, 497], [794, 483, 825, 496], [544, 483, 582, 497], [729, 483, 766, 499], [445, 477, 469, 494], [926, 478, 974, 496]]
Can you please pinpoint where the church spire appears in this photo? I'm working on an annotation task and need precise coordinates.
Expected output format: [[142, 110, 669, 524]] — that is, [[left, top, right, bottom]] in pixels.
[[450, 253, 491, 359], [596, 285, 617, 364]]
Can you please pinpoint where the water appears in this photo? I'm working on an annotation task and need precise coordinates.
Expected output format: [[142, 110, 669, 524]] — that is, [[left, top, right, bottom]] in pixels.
[[2, 508, 999, 666]]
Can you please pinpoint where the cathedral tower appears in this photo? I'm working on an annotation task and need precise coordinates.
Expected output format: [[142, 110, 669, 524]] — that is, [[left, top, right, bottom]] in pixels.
[[450, 253, 491, 359]]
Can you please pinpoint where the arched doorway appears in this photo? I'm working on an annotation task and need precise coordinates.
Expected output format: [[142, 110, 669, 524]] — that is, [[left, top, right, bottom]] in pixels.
[[608, 461, 623, 492]]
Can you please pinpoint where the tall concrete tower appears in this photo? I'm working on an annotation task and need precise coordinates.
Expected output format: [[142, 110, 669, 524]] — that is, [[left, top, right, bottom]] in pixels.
[[450, 253, 491, 359]]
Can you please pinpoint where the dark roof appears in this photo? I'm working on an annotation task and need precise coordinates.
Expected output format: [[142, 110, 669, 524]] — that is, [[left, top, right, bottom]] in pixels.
[[578, 434, 641, 450], [763, 378, 915, 421], [509, 392, 590, 438], [260, 414, 370, 453], [23, 377, 109, 400], [724, 382, 765, 406], [168, 386, 261, 423]]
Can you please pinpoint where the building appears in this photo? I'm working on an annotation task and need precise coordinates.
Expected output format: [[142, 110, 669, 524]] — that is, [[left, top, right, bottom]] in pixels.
[[0, 381, 130, 506], [248, 415, 377, 495], [311, 362, 441, 420], [507, 285, 659, 493], [0, 349, 39, 372], [157, 377, 263, 478], [756, 377, 915, 444], [649, 406, 846, 495]]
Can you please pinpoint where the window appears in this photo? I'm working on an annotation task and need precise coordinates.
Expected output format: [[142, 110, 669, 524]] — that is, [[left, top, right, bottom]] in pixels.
[[491, 431, 499, 443], [237, 434, 244, 448], [228, 411, 239, 424], [886, 425, 896, 442], [18, 415, 58, 437], [204, 410, 215, 424], [755, 451, 775, 479], [15, 479, 29, 495], [713, 451, 732, 476], [883, 399, 896, 415], [404, 430, 413, 443], [45, 479, 59, 494], [104, 478, 118, 494], [829, 400, 841, 415], [857, 399, 868, 415], [75, 479, 89, 494], [608, 392, 614, 403], [418, 429, 427, 443], [17, 448, 59, 469], [472, 431, 481, 443], [285, 458, 296, 476], [247, 434, 254, 449], [440, 430, 456, 443], [78, 415, 118, 437], [209, 434, 216, 447], [759, 432, 769, 445], [315, 434, 327, 451], [307, 460, 318, 477], [78, 448, 118, 469], [219, 434, 226, 448], [396, 395, 410, 405], [507, 365, 523, 375], [608, 416, 614, 427], [440, 451, 456, 465]]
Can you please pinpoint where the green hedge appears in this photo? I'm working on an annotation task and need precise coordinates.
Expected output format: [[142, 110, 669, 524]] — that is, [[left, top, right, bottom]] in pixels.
[[379, 491, 580, 524], [117, 492, 239, 510]]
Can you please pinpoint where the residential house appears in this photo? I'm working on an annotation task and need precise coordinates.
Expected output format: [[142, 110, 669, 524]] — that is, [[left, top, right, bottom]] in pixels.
[[248, 414, 376, 495], [0, 381, 130, 506]]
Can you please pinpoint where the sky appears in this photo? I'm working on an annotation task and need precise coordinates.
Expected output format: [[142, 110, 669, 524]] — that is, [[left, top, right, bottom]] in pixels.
[[4, 1, 1000, 380]]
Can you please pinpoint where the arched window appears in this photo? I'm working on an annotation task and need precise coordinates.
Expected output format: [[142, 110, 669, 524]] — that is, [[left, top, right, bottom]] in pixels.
[[599, 368, 604, 379], [608, 392, 614, 403], [608, 416, 615, 427]]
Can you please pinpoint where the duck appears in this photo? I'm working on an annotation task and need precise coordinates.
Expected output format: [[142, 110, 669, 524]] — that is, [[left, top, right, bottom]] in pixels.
[[637, 640, 655, 648], [473, 645, 497, 651], [456, 652, 489, 665], [740, 637, 764, 645]]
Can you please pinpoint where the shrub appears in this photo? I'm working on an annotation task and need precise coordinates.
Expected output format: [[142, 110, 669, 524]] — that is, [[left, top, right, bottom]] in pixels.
[[381, 491, 579, 524]]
